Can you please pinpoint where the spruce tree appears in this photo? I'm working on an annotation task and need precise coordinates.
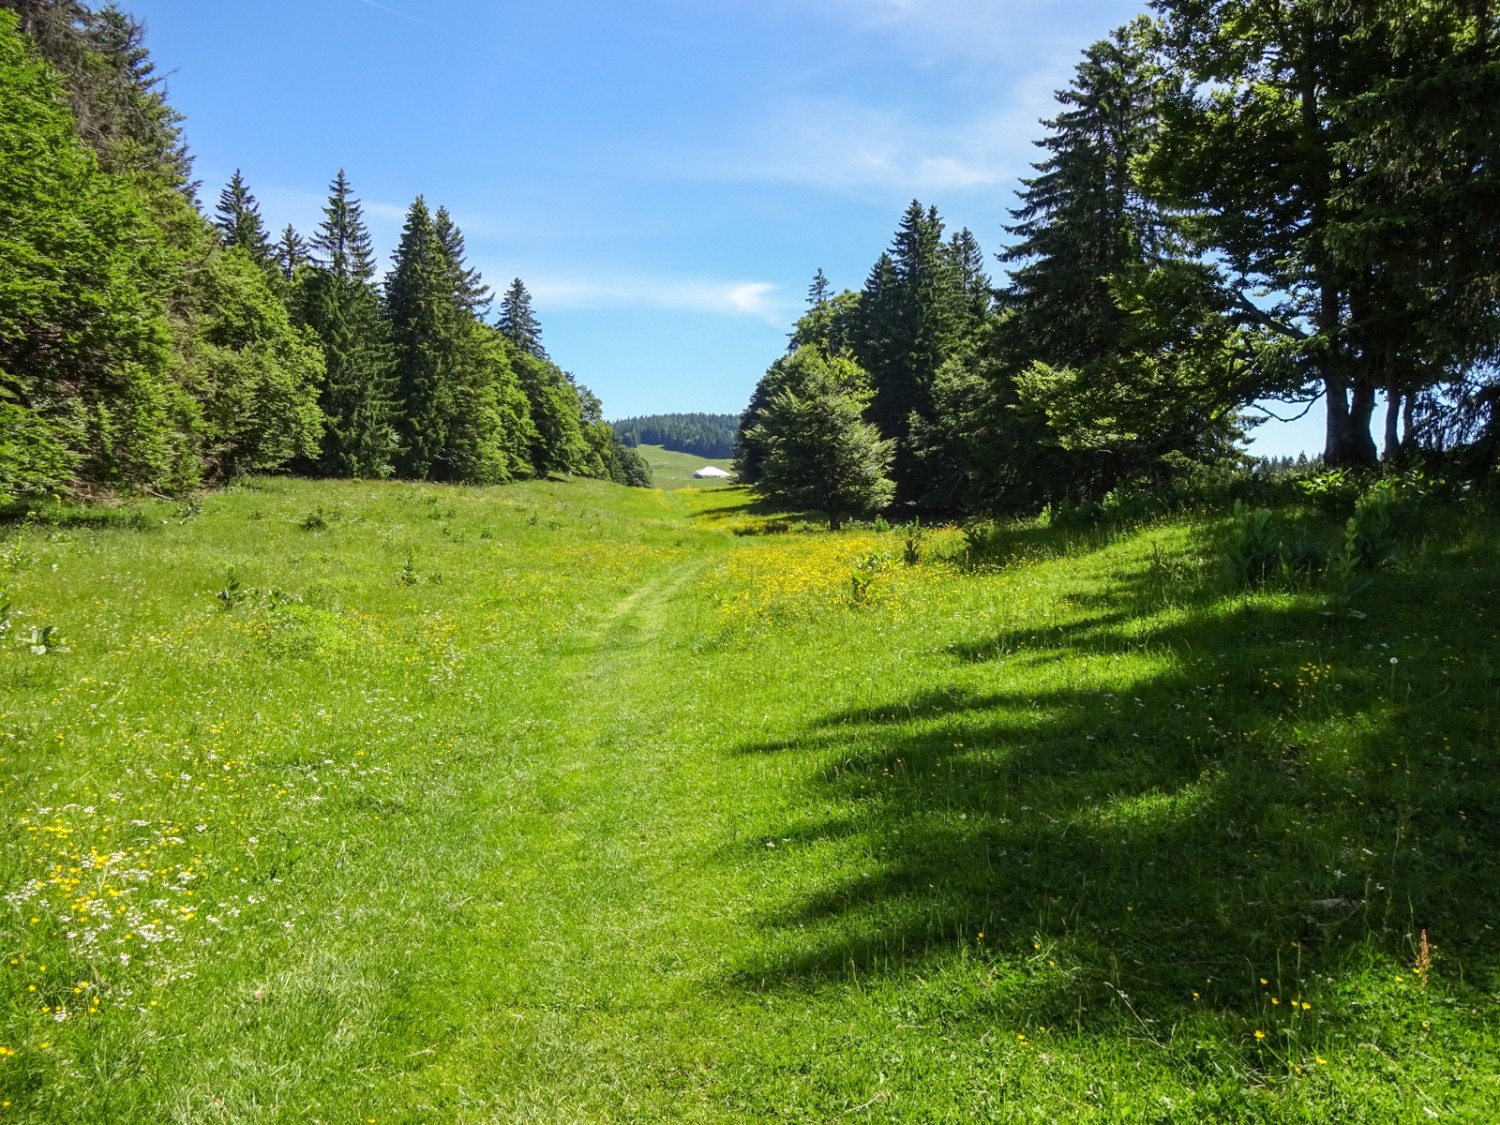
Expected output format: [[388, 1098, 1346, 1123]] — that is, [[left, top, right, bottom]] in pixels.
[[214, 169, 273, 269], [499, 278, 546, 359], [275, 224, 310, 281], [385, 197, 456, 479], [386, 197, 533, 483], [852, 203, 970, 502], [0, 9, 193, 498], [808, 267, 831, 307], [745, 348, 895, 530], [984, 19, 1245, 500], [434, 206, 492, 318], [944, 228, 991, 334], [296, 170, 397, 477]]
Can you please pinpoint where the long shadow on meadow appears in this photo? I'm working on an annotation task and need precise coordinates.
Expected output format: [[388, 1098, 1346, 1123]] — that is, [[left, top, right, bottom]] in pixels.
[[725, 527, 1500, 1031]]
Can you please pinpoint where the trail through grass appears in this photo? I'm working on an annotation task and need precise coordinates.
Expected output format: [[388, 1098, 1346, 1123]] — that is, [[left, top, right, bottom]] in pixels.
[[0, 478, 1496, 1121]]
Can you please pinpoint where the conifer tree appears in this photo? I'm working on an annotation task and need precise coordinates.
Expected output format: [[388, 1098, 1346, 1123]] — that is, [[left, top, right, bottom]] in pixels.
[[434, 206, 492, 318], [275, 224, 310, 281], [944, 228, 992, 333], [214, 169, 273, 269], [852, 203, 971, 502], [808, 267, 831, 307], [745, 347, 895, 530], [314, 168, 376, 281], [385, 197, 457, 479], [499, 278, 547, 359], [0, 9, 194, 498], [975, 19, 1246, 501], [386, 197, 532, 483], [295, 170, 397, 477], [509, 344, 588, 476]]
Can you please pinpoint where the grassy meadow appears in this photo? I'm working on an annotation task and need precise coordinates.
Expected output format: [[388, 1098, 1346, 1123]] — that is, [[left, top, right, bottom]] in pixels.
[[0, 476, 1496, 1122], [634, 445, 735, 488]]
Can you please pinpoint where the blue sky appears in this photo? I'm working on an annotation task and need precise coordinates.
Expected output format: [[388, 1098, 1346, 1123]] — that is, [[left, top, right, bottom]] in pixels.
[[128, 0, 1324, 457]]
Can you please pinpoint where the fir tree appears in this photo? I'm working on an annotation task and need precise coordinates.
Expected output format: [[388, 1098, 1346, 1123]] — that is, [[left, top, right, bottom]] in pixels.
[[313, 169, 376, 281], [0, 9, 194, 498], [978, 20, 1246, 501], [852, 203, 971, 502], [386, 197, 532, 483], [275, 224, 310, 281], [499, 278, 546, 359], [385, 197, 456, 479], [746, 347, 895, 530], [295, 170, 397, 477], [944, 228, 991, 333], [808, 267, 831, 307], [510, 344, 588, 476], [434, 206, 491, 318], [214, 169, 273, 268]]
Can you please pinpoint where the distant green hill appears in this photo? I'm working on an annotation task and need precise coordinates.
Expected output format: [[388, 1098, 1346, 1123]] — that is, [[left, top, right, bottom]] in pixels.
[[637, 444, 735, 488], [613, 413, 738, 459]]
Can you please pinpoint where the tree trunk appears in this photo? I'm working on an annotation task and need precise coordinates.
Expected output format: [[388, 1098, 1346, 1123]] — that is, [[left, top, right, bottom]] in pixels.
[[1323, 374, 1379, 466], [1383, 385, 1401, 460]]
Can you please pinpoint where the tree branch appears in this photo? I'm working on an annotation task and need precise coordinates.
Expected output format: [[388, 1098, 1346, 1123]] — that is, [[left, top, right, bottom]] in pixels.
[[1230, 288, 1310, 340], [1244, 394, 1323, 424]]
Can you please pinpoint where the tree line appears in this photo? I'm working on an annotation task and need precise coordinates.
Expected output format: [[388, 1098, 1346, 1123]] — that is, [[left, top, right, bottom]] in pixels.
[[0, 1, 650, 502], [738, 4, 1500, 525], [612, 414, 739, 460]]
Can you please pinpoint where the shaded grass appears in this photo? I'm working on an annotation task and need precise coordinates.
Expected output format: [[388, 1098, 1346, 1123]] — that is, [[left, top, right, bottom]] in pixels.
[[0, 478, 1495, 1121]]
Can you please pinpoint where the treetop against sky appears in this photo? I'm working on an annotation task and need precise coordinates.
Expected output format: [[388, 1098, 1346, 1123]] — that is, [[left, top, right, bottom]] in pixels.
[[128, 0, 1319, 455]]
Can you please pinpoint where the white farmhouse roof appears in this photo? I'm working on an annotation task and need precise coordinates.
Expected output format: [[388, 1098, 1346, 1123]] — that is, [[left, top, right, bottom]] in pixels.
[[693, 465, 733, 479]]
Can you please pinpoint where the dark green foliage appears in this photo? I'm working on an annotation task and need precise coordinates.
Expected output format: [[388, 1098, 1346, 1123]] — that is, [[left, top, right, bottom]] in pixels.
[[737, 349, 865, 486], [845, 203, 981, 504], [1149, 1, 1500, 465], [314, 169, 376, 283], [275, 224, 311, 282], [915, 20, 1247, 513], [788, 284, 862, 361], [499, 278, 546, 359], [182, 248, 325, 478], [295, 171, 397, 478], [434, 206, 491, 318], [577, 384, 650, 486], [999, 23, 1153, 374], [1, 4, 636, 500], [0, 0, 192, 189], [385, 197, 463, 479], [742, 348, 894, 528], [610, 444, 653, 488], [510, 344, 589, 477], [384, 198, 530, 484], [214, 170, 274, 270], [855, 205, 958, 455], [0, 10, 192, 498], [612, 414, 739, 459]]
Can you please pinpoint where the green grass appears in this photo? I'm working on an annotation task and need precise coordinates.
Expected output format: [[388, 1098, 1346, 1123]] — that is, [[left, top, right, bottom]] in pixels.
[[634, 443, 736, 488], [0, 478, 1496, 1121]]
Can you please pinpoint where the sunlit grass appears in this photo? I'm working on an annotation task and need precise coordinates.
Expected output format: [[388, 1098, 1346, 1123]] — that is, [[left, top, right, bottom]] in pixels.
[[0, 477, 1496, 1120]]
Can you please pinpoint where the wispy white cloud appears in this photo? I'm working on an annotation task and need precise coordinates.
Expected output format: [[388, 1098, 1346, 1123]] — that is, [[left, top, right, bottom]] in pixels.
[[682, 90, 1055, 196], [793, 0, 1130, 64], [521, 274, 790, 323]]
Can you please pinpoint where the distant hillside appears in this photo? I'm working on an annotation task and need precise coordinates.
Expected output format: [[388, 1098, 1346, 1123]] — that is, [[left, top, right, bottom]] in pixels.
[[613, 413, 738, 460]]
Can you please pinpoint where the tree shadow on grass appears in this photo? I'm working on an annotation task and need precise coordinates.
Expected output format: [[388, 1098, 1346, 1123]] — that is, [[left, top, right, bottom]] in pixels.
[[722, 539, 1500, 1034]]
